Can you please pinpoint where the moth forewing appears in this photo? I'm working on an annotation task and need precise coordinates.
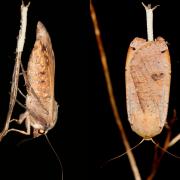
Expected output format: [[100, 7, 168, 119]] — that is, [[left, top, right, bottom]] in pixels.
[[125, 37, 171, 139], [24, 21, 58, 137], [37, 21, 57, 127]]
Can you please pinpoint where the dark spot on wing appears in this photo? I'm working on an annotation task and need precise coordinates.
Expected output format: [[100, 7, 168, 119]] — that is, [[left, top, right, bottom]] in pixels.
[[151, 73, 164, 81], [42, 44, 47, 52], [39, 71, 46, 75], [40, 80, 45, 83]]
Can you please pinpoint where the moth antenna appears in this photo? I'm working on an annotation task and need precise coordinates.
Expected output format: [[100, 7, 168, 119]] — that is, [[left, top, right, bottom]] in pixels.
[[18, 88, 26, 99], [101, 139, 144, 167], [151, 138, 180, 159], [45, 134, 64, 180], [15, 98, 27, 109], [8, 91, 26, 109], [16, 137, 34, 147]]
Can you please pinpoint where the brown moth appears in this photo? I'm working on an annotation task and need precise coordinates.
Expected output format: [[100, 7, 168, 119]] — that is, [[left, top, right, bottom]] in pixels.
[[9, 21, 58, 138], [125, 37, 171, 139]]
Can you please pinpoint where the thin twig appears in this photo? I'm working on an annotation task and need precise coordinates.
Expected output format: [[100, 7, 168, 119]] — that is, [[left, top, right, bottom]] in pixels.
[[147, 129, 171, 180], [90, 1, 141, 180], [168, 133, 180, 147], [0, 2, 30, 141], [147, 109, 176, 180], [142, 2, 159, 41]]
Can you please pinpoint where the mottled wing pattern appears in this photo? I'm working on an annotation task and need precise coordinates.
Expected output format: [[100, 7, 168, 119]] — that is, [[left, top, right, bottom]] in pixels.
[[26, 21, 58, 135], [125, 37, 171, 139]]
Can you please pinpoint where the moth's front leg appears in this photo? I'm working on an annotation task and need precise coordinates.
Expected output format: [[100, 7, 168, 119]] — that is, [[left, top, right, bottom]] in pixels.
[[8, 111, 31, 135], [10, 111, 28, 124]]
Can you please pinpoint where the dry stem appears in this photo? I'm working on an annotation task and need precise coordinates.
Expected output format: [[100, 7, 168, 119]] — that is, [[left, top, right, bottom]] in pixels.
[[0, 2, 30, 141], [142, 2, 159, 41], [90, 1, 141, 180], [168, 133, 180, 147]]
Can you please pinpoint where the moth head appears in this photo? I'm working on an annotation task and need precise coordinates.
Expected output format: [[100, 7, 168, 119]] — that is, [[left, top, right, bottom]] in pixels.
[[33, 128, 45, 138], [32, 106, 58, 138], [130, 37, 146, 50], [33, 117, 51, 138], [33, 125, 50, 138], [126, 37, 147, 67]]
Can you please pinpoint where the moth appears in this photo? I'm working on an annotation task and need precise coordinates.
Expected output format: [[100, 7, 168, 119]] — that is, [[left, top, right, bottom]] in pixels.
[[8, 21, 58, 138], [125, 36, 171, 139]]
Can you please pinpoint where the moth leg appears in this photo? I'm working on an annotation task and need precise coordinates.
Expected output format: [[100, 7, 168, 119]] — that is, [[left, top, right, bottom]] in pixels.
[[18, 88, 26, 99], [7, 112, 31, 135], [10, 119, 18, 123], [10, 111, 27, 123]]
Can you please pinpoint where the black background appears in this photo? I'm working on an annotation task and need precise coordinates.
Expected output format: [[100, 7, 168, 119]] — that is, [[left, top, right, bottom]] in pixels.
[[0, 0, 180, 180], [90, 0, 180, 180], [0, 0, 88, 180]]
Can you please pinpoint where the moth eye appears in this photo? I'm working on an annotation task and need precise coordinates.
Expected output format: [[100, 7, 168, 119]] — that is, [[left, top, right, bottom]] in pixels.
[[131, 47, 136, 50], [161, 50, 166, 53], [38, 129, 45, 134]]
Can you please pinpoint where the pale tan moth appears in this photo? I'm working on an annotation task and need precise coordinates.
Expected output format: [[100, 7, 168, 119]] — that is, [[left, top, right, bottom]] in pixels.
[[103, 3, 180, 168], [8, 21, 58, 138], [126, 36, 171, 139], [0, 5, 58, 139], [126, 3, 171, 140], [0, 3, 63, 179]]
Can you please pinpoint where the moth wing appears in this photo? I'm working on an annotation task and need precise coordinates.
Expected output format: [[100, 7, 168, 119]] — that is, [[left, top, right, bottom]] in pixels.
[[36, 21, 58, 125], [36, 21, 55, 98], [125, 39, 171, 138], [125, 46, 140, 125]]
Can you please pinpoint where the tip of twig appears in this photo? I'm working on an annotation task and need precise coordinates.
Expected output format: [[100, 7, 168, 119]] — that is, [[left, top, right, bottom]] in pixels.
[[142, 2, 159, 11], [21, 1, 30, 8]]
